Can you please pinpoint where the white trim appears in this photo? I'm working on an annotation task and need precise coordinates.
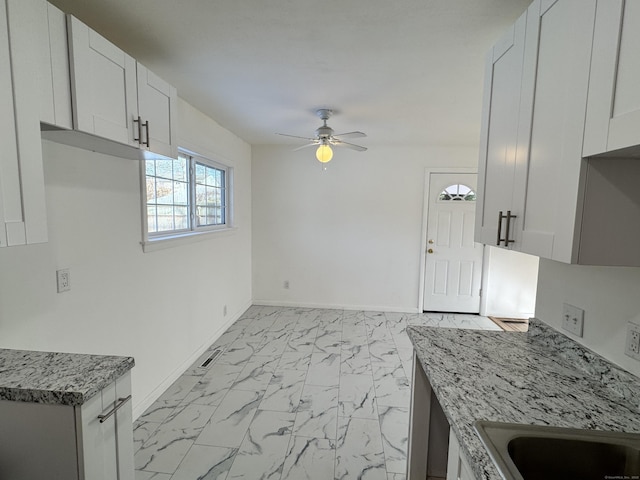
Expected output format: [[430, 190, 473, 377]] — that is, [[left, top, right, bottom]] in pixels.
[[132, 298, 252, 420], [418, 167, 480, 312], [141, 226, 238, 252], [252, 300, 420, 314]]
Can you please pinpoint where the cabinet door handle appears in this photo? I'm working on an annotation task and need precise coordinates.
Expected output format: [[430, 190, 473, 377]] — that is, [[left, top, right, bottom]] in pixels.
[[504, 210, 516, 245], [97, 395, 132, 423], [497, 211, 505, 245], [133, 116, 142, 145], [143, 120, 150, 148]]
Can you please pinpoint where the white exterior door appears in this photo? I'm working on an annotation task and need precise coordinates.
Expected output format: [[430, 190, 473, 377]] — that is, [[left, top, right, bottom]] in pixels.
[[423, 173, 483, 313]]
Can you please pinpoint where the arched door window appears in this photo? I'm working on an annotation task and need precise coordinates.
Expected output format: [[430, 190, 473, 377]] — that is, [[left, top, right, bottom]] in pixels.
[[438, 184, 476, 202]]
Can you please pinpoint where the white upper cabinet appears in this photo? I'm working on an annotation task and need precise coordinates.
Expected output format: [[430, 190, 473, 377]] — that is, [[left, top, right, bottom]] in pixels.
[[66, 14, 177, 159], [0, 0, 48, 247], [136, 63, 177, 159], [67, 15, 139, 148], [36, 1, 72, 129], [518, 0, 597, 262], [584, 1, 640, 157], [474, 12, 527, 248]]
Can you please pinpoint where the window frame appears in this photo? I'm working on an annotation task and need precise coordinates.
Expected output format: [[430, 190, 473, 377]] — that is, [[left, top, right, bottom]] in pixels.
[[140, 148, 234, 252]]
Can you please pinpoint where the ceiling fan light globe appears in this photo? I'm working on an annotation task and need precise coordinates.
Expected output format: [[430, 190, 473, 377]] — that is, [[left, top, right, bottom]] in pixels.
[[316, 144, 333, 163]]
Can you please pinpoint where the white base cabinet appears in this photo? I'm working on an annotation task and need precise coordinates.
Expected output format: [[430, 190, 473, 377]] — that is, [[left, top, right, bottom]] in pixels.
[[0, 372, 134, 480]]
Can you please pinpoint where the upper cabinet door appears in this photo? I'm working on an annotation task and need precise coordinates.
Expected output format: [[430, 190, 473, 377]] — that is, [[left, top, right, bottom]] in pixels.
[[0, 0, 48, 247], [517, 0, 597, 262], [37, 1, 72, 129], [136, 63, 177, 159], [67, 15, 138, 147], [474, 12, 527, 248], [584, 1, 640, 156]]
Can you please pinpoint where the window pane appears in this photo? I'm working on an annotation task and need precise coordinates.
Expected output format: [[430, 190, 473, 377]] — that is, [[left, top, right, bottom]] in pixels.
[[195, 164, 206, 184], [146, 177, 156, 203], [174, 181, 188, 205], [147, 205, 157, 233], [195, 184, 207, 206], [145, 160, 155, 176], [174, 206, 189, 230], [157, 205, 174, 231], [174, 157, 188, 181], [156, 159, 174, 179], [156, 179, 173, 204]]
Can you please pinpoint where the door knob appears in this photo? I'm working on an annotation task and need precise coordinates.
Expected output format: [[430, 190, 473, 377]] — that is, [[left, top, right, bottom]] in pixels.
[[428, 248, 434, 254], [428, 239, 434, 244]]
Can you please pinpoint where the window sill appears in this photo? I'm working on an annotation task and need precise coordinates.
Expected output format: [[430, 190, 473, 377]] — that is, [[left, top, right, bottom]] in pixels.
[[141, 227, 237, 253]]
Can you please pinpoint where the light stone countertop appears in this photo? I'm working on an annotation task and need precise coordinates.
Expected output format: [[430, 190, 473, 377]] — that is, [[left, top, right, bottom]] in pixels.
[[407, 319, 640, 480], [0, 348, 134, 406]]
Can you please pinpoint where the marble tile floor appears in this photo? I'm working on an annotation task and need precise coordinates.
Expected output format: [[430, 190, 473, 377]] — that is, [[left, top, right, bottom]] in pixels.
[[134, 306, 502, 480]]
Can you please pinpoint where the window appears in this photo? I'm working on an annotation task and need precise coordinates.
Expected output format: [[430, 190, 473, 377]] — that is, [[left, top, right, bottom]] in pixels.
[[144, 150, 231, 244], [438, 184, 476, 202]]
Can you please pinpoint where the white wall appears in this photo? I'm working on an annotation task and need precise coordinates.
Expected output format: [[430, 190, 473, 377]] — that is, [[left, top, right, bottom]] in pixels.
[[252, 144, 479, 312], [535, 258, 640, 377], [0, 98, 252, 418], [481, 246, 539, 319]]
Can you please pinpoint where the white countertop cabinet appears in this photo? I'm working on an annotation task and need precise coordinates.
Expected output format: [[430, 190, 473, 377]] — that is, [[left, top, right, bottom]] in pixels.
[[0, 0, 48, 248], [584, 0, 640, 157], [0, 371, 134, 480]]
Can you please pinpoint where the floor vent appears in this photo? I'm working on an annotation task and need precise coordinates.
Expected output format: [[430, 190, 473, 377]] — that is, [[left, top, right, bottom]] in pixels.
[[200, 349, 222, 368]]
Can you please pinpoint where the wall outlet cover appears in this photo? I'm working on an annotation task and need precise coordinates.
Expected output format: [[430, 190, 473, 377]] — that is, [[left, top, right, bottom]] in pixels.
[[561, 303, 584, 337], [625, 322, 640, 361], [56, 269, 70, 293]]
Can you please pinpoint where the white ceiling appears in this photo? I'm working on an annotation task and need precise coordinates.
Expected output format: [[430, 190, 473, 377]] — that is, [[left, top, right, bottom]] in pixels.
[[49, 0, 532, 148]]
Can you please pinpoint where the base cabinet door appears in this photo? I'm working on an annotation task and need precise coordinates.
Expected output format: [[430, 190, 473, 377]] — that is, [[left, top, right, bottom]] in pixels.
[[67, 15, 138, 147], [446, 429, 474, 480], [584, 0, 640, 156], [80, 371, 134, 480]]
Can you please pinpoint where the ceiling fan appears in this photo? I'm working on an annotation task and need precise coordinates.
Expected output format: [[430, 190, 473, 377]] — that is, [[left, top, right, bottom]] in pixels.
[[276, 109, 367, 163]]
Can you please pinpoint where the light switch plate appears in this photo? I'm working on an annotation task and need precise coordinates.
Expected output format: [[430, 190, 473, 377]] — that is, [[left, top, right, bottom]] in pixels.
[[561, 303, 584, 337]]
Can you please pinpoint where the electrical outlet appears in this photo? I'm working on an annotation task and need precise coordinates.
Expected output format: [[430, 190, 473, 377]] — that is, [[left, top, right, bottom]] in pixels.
[[283, 280, 290, 289], [561, 303, 584, 337], [56, 269, 70, 293], [625, 322, 640, 361]]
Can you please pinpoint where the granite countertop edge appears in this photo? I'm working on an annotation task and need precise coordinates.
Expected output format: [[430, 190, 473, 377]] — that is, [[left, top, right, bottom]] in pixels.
[[0, 348, 135, 406], [407, 319, 640, 480]]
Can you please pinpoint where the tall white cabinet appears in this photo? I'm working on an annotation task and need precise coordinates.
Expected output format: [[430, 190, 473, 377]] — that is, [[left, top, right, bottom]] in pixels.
[[0, 0, 48, 247]]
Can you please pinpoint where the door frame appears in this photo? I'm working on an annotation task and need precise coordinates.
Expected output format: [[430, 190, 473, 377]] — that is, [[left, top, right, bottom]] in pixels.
[[418, 167, 485, 312]]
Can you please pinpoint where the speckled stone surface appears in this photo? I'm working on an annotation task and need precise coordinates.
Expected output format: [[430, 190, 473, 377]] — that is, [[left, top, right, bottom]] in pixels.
[[407, 319, 640, 480], [0, 348, 134, 406]]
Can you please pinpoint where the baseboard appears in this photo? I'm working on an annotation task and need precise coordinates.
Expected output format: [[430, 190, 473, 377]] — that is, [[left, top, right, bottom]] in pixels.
[[132, 298, 252, 420], [252, 299, 420, 314]]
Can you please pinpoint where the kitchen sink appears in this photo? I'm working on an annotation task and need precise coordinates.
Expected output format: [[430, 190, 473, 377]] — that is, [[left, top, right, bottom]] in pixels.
[[474, 420, 640, 480]]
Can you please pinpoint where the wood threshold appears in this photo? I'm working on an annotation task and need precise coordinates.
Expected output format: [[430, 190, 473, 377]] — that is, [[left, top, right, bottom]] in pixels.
[[489, 316, 529, 332]]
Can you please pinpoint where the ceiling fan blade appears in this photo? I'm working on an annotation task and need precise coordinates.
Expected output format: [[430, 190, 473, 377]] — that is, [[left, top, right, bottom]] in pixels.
[[292, 142, 319, 152], [333, 131, 367, 139], [275, 133, 317, 141], [332, 139, 368, 152]]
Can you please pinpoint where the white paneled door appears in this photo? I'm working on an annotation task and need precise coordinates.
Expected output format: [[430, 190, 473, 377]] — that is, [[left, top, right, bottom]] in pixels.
[[423, 173, 483, 313]]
